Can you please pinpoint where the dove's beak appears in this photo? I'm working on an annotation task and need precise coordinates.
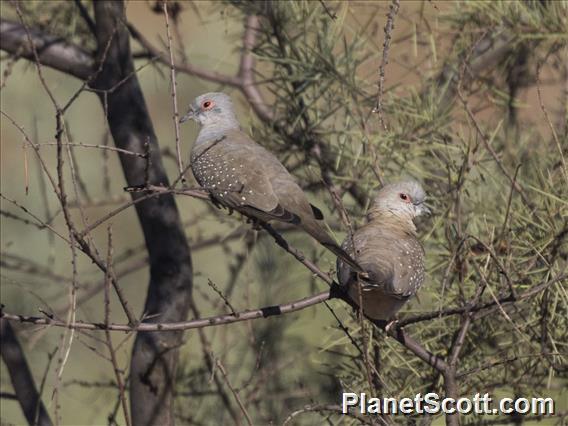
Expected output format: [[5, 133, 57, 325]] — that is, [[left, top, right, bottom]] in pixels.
[[180, 107, 195, 123], [416, 202, 432, 216]]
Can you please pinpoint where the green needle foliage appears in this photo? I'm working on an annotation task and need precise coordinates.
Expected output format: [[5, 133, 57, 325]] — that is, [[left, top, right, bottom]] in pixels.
[[221, 1, 567, 424]]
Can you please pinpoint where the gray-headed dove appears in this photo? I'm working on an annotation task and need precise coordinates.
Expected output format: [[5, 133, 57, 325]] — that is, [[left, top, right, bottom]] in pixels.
[[181, 92, 362, 272], [337, 180, 429, 320]]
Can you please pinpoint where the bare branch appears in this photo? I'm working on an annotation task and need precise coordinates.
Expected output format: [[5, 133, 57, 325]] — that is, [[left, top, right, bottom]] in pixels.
[[162, 1, 185, 184], [215, 357, 253, 426], [103, 228, 131, 426], [373, 0, 400, 130], [0, 19, 93, 79], [0, 291, 331, 332]]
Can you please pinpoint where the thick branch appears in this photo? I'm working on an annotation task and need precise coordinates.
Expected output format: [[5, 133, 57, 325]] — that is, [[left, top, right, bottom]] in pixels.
[[0, 320, 52, 426], [1, 282, 450, 375], [90, 2, 193, 425], [0, 19, 93, 79], [0, 291, 331, 332], [128, 15, 274, 124]]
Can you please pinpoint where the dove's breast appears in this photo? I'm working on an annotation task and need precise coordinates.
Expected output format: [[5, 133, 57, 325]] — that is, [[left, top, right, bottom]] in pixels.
[[337, 222, 425, 320], [191, 142, 244, 208]]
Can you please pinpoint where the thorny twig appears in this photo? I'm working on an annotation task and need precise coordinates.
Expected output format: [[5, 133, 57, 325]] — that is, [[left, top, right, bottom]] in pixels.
[[9, 3, 138, 329], [536, 43, 567, 184], [163, 1, 185, 184], [215, 357, 253, 426], [103, 227, 131, 426], [189, 301, 241, 425], [207, 279, 237, 316], [318, 0, 337, 20], [373, 0, 400, 131]]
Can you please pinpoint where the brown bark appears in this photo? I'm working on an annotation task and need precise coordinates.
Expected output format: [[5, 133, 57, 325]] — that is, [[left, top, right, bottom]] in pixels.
[[89, 3, 193, 425]]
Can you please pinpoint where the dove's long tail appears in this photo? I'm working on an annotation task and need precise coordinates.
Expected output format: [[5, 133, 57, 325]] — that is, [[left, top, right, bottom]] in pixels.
[[301, 220, 364, 273]]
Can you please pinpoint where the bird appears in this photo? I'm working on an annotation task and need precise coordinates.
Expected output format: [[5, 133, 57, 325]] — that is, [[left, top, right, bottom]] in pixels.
[[336, 180, 430, 321], [180, 92, 362, 272]]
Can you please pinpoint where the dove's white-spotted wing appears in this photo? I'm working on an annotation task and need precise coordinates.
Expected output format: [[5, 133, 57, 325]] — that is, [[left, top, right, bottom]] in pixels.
[[191, 130, 301, 223]]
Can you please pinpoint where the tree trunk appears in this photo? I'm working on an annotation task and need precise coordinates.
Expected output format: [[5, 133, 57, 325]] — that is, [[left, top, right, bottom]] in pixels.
[[91, 2, 192, 425]]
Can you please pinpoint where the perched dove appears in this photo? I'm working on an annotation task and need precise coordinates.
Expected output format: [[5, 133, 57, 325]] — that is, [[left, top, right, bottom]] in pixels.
[[181, 92, 362, 272], [337, 180, 429, 320]]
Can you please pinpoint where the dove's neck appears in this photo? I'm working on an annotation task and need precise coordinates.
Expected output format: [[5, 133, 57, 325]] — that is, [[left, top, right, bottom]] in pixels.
[[367, 210, 417, 235], [195, 118, 240, 148]]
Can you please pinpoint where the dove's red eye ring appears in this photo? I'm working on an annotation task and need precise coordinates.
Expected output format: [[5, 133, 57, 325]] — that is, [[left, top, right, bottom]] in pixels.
[[202, 100, 214, 110], [399, 193, 412, 203]]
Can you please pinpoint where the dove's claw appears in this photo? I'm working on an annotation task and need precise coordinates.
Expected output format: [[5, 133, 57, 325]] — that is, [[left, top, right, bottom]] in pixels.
[[385, 319, 399, 333], [210, 196, 223, 210]]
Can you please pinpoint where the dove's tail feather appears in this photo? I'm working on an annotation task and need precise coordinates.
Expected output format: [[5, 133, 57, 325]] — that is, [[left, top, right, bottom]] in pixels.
[[301, 220, 364, 273]]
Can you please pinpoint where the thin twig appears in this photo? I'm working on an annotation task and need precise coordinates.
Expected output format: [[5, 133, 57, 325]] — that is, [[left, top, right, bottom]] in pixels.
[[318, 0, 337, 20], [73, 0, 96, 36], [207, 279, 237, 316], [103, 227, 131, 426], [373, 0, 400, 131], [215, 357, 253, 426], [163, 1, 185, 184], [189, 301, 241, 425], [33, 116, 56, 265], [457, 84, 531, 209], [52, 110, 79, 426], [356, 281, 376, 401], [37, 142, 147, 158], [536, 44, 567, 184], [0, 193, 71, 244]]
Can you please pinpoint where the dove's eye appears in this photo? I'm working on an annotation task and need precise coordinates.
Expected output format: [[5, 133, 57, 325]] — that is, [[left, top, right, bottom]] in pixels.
[[202, 100, 214, 110], [399, 193, 412, 203]]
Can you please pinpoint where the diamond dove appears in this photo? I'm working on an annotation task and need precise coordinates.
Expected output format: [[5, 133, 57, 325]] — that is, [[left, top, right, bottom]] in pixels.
[[181, 92, 362, 272], [337, 180, 429, 320]]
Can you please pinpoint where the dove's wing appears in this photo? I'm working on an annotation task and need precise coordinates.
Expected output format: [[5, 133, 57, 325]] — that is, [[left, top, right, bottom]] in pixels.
[[192, 129, 364, 272], [390, 237, 425, 297], [191, 130, 302, 223], [337, 226, 394, 289]]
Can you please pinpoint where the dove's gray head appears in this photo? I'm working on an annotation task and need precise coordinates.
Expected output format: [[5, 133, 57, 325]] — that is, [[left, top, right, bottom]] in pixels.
[[180, 92, 239, 143], [368, 180, 430, 223]]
